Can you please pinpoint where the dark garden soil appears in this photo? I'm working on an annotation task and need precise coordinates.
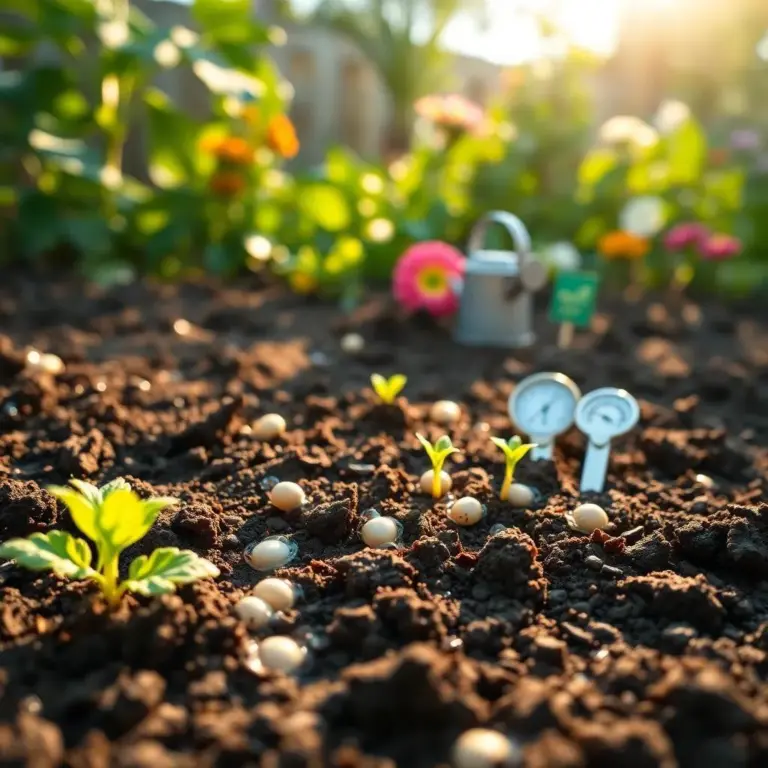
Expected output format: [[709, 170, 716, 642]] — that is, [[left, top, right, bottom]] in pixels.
[[1, 273, 768, 767]]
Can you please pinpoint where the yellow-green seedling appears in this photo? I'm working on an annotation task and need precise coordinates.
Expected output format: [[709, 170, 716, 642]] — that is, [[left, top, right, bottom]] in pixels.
[[490, 435, 537, 501], [370, 373, 407, 405], [0, 479, 219, 608], [416, 433, 459, 499]]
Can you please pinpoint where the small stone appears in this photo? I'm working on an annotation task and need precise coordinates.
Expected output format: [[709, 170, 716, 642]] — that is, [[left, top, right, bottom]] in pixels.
[[452, 728, 521, 768], [258, 636, 306, 674], [309, 351, 330, 367], [2, 402, 18, 417], [244, 538, 297, 571], [253, 578, 295, 611], [269, 481, 305, 511], [569, 503, 609, 534], [430, 400, 461, 426], [259, 475, 280, 491], [419, 470, 452, 497], [253, 413, 286, 441], [489, 523, 507, 535], [533, 635, 567, 667], [340, 333, 365, 353], [447, 497, 485, 526], [585, 555, 603, 571], [361, 516, 400, 547], [235, 596, 273, 629], [600, 565, 624, 578], [348, 462, 376, 475]]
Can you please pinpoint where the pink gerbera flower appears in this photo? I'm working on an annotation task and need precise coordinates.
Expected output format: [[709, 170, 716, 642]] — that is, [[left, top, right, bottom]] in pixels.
[[699, 233, 742, 261], [663, 222, 709, 252], [393, 241, 465, 317]]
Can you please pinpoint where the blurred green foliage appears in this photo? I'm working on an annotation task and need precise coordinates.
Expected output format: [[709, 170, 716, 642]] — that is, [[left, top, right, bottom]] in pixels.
[[1, 0, 768, 298]]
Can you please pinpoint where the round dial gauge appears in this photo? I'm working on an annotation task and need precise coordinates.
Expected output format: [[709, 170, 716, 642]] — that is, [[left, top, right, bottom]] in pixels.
[[508, 372, 582, 439], [574, 387, 639, 445]]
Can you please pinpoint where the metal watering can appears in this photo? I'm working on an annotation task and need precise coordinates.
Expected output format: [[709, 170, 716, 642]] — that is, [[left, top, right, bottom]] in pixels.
[[453, 211, 548, 348]]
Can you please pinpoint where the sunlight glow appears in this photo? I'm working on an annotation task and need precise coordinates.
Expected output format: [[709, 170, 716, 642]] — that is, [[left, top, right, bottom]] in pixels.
[[442, 0, 623, 65]]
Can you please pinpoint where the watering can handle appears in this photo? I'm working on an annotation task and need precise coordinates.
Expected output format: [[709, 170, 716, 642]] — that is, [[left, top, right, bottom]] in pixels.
[[467, 211, 533, 265]]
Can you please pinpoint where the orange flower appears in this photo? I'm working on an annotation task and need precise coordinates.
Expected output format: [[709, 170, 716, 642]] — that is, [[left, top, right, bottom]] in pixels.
[[598, 231, 650, 260], [200, 135, 254, 165], [289, 271, 317, 294], [267, 114, 299, 159], [209, 171, 246, 197], [216, 136, 254, 165]]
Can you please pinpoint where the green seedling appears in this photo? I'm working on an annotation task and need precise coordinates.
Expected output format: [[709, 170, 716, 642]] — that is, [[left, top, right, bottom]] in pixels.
[[0, 478, 219, 608], [370, 373, 407, 405], [416, 433, 459, 498], [491, 435, 537, 501]]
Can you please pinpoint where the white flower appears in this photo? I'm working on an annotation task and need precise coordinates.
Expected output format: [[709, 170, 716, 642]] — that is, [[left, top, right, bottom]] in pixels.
[[654, 100, 691, 135], [98, 20, 130, 49], [154, 40, 181, 69], [541, 242, 581, 272], [245, 235, 272, 261], [193, 59, 265, 98], [170, 26, 199, 49], [620, 196, 666, 237], [599, 116, 658, 149]]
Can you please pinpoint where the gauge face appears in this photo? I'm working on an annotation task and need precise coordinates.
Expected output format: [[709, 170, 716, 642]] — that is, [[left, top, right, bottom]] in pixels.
[[508, 372, 581, 438], [575, 387, 639, 444]]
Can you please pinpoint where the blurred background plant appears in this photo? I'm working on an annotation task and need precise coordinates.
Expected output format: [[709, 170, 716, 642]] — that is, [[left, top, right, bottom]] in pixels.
[[1, 0, 767, 299]]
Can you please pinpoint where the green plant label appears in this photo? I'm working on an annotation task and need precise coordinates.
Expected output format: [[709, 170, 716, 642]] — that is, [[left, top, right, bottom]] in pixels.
[[549, 272, 599, 328]]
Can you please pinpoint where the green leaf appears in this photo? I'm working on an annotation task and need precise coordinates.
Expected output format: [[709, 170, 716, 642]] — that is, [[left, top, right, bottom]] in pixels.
[[99, 477, 131, 497], [48, 485, 100, 542], [666, 118, 705, 185], [299, 184, 351, 232], [97, 489, 165, 553], [68, 479, 103, 507], [491, 435, 536, 467], [415, 432, 437, 464], [124, 548, 220, 596], [435, 436, 453, 452], [0, 531, 95, 580]]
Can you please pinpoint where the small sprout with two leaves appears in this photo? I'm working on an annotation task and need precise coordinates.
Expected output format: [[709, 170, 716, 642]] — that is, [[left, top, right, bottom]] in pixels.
[[370, 373, 407, 405], [0, 479, 219, 608], [490, 435, 537, 502], [417, 433, 459, 499]]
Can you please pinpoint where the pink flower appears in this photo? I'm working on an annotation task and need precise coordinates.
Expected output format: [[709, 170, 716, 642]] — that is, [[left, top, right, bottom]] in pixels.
[[699, 233, 742, 261], [414, 94, 485, 134], [393, 241, 465, 317], [663, 222, 709, 252], [730, 129, 761, 152]]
